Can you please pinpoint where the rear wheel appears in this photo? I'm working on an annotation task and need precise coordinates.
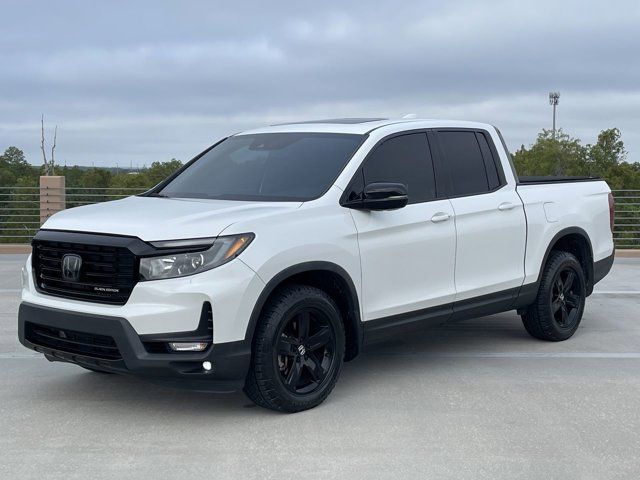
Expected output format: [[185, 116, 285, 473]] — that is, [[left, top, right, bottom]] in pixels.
[[521, 251, 586, 341], [244, 284, 345, 412]]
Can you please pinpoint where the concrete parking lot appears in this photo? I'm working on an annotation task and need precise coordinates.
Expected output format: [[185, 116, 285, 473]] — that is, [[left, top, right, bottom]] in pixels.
[[1, 254, 638, 479]]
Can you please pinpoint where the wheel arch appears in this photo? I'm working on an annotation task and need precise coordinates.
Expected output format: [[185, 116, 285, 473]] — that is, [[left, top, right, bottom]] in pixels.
[[245, 262, 363, 361], [536, 227, 594, 295]]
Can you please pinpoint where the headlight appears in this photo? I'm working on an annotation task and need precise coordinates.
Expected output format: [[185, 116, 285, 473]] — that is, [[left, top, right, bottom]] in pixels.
[[139, 233, 254, 281]]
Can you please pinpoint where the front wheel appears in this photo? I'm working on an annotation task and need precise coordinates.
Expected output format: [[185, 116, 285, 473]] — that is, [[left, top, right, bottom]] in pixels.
[[521, 251, 587, 341], [244, 284, 345, 413]]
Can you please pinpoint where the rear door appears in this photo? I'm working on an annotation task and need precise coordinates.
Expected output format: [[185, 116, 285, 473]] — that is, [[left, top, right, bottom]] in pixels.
[[433, 129, 526, 306], [346, 132, 456, 321]]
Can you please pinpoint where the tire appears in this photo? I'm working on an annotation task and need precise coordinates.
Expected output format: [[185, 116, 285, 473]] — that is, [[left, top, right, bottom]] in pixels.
[[244, 284, 345, 413], [521, 251, 587, 341]]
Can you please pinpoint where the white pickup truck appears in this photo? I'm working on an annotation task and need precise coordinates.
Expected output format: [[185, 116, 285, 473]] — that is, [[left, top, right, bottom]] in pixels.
[[18, 118, 615, 412]]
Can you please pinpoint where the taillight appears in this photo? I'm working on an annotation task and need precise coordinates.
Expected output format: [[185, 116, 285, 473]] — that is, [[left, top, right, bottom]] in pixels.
[[608, 192, 615, 233]]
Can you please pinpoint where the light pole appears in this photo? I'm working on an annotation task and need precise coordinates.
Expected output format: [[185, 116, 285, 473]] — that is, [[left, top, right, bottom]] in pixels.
[[549, 91, 560, 138]]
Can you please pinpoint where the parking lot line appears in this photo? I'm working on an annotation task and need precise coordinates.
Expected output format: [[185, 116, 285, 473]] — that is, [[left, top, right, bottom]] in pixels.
[[0, 353, 42, 358], [367, 351, 640, 359], [591, 290, 640, 294], [5, 351, 640, 360]]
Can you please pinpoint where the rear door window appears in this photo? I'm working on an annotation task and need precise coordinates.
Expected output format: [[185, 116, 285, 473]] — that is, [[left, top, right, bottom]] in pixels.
[[437, 131, 490, 196], [476, 132, 501, 190]]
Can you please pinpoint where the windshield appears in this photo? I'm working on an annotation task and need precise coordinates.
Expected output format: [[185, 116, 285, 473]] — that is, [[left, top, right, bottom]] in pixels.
[[158, 132, 364, 201]]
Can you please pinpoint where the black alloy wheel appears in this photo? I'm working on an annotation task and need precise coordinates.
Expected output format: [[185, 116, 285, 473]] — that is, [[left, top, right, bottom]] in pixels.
[[275, 309, 336, 394], [550, 266, 584, 329], [244, 284, 345, 412], [521, 250, 587, 341]]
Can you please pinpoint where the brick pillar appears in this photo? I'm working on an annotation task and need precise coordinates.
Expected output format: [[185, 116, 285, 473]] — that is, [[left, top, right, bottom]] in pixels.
[[40, 176, 66, 224]]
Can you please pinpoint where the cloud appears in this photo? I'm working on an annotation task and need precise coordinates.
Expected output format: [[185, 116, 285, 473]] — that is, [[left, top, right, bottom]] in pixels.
[[1, 0, 639, 166]]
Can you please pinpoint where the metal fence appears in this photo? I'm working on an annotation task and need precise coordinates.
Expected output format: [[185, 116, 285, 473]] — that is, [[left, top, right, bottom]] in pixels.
[[65, 187, 148, 209], [0, 186, 146, 243], [0, 186, 40, 242], [613, 190, 640, 249], [1, 186, 639, 248]]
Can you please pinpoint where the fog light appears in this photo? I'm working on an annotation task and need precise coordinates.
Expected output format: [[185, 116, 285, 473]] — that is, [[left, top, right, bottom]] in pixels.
[[167, 342, 209, 352], [202, 361, 212, 371]]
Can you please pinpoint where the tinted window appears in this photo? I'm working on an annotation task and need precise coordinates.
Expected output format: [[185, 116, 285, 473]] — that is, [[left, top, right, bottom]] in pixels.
[[495, 127, 519, 182], [159, 133, 363, 201], [438, 131, 489, 196], [362, 133, 436, 204], [476, 132, 500, 189]]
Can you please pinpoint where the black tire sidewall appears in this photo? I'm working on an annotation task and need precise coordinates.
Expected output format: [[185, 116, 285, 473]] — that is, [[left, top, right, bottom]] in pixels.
[[539, 252, 586, 339], [249, 285, 345, 411]]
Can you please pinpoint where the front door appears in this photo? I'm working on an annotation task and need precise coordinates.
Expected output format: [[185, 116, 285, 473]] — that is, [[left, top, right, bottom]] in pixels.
[[347, 132, 457, 321]]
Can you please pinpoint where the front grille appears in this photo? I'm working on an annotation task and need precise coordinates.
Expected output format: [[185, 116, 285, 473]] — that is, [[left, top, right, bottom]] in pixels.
[[25, 322, 122, 360], [32, 238, 137, 305]]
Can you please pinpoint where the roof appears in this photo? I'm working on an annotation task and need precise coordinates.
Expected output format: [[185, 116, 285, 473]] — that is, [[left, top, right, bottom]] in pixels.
[[271, 117, 387, 125], [235, 118, 494, 136]]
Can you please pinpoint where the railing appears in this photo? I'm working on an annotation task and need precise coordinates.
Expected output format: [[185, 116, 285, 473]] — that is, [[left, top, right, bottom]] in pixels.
[[1, 186, 639, 248], [0, 186, 41, 242], [0, 186, 146, 244], [65, 187, 148, 209], [613, 190, 640, 249]]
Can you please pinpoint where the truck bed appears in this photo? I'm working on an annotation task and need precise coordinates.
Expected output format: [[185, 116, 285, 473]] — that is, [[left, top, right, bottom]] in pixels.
[[515, 176, 613, 287], [518, 176, 601, 185]]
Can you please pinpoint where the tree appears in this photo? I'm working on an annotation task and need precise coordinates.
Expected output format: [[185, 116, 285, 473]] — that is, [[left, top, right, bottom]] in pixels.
[[145, 159, 183, 186], [513, 129, 588, 177], [2, 146, 28, 166], [513, 127, 640, 191], [0, 147, 33, 186], [0, 155, 16, 187], [59, 165, 85, 187], [40, 115, 57, 175], [585, 128, 627, 177], [81, 168, 112, 189]]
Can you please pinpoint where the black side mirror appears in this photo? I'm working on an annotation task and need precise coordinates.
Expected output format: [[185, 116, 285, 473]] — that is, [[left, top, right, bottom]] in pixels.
[[345, 182, 408, 211]]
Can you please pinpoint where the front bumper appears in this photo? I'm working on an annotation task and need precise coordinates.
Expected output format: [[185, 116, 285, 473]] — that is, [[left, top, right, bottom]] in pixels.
[[18, 302, 251, 392], [22, 252, 266, 345]]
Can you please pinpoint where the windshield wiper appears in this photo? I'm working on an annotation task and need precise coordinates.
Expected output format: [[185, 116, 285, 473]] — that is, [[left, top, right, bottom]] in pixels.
[[146, 192, 170, 198]]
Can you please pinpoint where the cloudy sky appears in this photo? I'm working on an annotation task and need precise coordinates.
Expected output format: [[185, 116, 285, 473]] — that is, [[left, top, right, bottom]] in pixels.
[[1, 0, 639, 167]]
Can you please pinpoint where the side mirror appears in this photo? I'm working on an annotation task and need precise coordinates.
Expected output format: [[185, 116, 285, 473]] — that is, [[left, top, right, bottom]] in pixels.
[[345, 182, 408, 211]]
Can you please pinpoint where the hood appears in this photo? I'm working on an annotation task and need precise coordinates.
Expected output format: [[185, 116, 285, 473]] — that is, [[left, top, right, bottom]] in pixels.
[[42, 195, 302, 241]]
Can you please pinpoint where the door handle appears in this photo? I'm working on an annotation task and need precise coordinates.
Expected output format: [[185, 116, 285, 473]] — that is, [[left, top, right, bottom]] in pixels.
[[431, 212, 451, 223], [498, 202, 516, 211]]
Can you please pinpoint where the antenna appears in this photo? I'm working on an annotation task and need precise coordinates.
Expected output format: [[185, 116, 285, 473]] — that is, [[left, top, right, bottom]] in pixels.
[[402, 113, 418, 119], [548, 92, 560, 138]]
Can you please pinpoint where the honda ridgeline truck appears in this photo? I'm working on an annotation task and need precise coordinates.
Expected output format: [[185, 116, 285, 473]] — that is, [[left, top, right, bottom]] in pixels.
[[18, 118, 615, 412]]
